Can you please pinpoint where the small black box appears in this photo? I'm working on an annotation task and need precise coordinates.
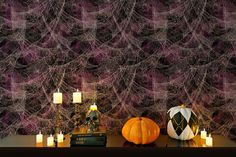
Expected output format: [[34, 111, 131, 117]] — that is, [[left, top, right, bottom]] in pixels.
[[70, 133, 107, 147]]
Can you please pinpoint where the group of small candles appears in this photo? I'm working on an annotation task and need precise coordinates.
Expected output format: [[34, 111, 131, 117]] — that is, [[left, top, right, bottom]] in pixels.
[[200, 128, 213, 147], [36, 131, 64, 147]]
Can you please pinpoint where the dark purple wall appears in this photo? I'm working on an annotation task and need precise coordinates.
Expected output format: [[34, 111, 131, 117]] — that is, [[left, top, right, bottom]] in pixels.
[[0, 0, 236, 138]]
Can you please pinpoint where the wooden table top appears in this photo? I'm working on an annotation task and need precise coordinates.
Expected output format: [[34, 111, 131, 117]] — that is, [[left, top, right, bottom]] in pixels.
[[0, 134, 235, 147]]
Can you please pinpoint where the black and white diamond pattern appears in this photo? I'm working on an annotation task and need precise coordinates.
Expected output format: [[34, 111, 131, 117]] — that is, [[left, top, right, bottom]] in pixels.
[[167, 107, 199, 140], [171, 112, 188, 136]]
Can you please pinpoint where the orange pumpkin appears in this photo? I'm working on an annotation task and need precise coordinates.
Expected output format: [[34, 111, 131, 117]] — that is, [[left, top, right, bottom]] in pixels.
[[122, 117, 160, 145]]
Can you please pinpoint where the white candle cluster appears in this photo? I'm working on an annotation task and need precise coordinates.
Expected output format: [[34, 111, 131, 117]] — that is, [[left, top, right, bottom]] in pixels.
[[35, 131, 65, 147], [200, 128, 213, 147]]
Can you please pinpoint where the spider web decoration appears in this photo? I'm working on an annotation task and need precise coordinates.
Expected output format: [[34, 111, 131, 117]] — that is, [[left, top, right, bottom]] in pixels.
[[0, 0, 236, 139]]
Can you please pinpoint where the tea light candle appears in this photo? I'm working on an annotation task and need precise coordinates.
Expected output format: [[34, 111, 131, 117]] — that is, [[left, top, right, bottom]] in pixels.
[[73, 89, 82, 103], [47, 134, 54, 147], [90, 103, 97, 111], [206, 134, 213, 147], [53, 89, 62, 104], [201, 128, 207, 139], [57, 131, 64, 143], [36, 131, 43, 143]]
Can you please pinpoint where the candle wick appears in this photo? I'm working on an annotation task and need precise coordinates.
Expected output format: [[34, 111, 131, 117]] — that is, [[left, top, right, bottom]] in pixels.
[[76, 89, 78, 92]]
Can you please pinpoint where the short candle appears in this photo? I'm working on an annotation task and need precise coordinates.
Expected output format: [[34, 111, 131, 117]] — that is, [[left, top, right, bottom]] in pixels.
[[47, 134, 54, 147], [90, 103, 98, 111], [206, 134, 213, 147], [73, 89, 82, 103], [57, 131, 64, 143], [36, 131, 43, 143], [201, 128, 207, 139], [53, 89, 62, 104]]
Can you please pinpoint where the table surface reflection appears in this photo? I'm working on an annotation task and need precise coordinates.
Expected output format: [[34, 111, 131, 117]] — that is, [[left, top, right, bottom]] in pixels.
[[0, 134, 235, 147]]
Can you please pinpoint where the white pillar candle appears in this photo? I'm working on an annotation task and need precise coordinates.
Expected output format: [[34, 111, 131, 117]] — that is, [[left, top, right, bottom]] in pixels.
[[201, 128, 207, 139], [47, 134, 54, 147], [206, 134, 213, 147], [90, 103, 97, 111], [57, 131, 64, 143], [36, 131, 43, 143], [73, 89, 82, 103], [53, 89, 62, 104]]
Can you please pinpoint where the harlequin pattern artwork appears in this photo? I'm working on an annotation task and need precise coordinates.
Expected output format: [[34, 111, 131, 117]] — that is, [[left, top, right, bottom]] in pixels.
[[167, 105, 199, 140], [0, 0, 236, 139]]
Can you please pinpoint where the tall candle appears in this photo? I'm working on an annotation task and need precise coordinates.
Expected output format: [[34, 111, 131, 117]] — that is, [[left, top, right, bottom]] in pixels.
[[206, 134, 213, 147], [73, 89, 82, 103], [53, 89, 62, 104], [36, 131, 43, 143], [47, 134, 54, 147], [57, 131, 64, 143], [201, 128, 207, 139], [90, 103, 97, 111]]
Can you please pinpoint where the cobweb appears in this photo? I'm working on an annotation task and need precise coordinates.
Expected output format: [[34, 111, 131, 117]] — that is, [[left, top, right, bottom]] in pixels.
[[0, 0, 236, 139]]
